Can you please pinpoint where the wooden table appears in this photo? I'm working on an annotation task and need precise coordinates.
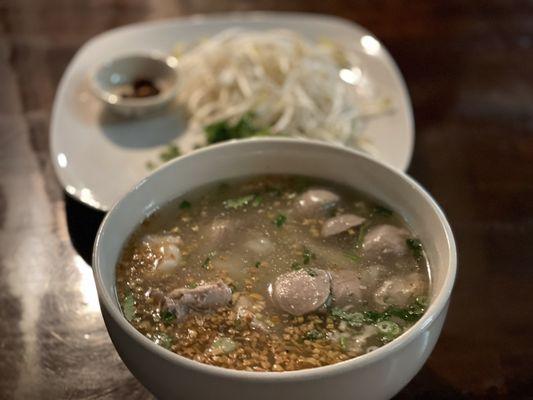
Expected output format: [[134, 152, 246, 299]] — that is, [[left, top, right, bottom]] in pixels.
[[1, 1, 532, 398]]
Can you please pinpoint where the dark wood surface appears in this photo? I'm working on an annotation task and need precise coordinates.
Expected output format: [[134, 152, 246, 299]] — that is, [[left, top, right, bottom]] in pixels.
[[1, 1, 532, 399]]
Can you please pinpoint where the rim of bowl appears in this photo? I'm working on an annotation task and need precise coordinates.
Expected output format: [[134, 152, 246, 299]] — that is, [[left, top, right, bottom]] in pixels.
[[93, 137, 457, 382], [88, 52, 179, 108]]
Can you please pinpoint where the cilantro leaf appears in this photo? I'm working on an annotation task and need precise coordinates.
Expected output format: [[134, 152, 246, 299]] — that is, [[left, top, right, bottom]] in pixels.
[[274, 213, 287, 228]]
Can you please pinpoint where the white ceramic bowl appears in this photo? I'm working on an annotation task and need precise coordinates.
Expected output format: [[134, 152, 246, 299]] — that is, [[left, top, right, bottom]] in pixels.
[[93, 138, 456, 400], [89, 53, 178, 117]]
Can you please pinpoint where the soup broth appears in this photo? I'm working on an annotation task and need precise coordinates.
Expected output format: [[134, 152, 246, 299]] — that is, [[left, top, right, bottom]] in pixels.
[[116, 176, 430, 371]]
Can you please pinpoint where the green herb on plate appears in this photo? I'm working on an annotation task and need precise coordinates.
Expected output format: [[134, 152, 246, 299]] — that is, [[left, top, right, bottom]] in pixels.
[[159, 144, 181, 162], [205, 112, 271, 144]]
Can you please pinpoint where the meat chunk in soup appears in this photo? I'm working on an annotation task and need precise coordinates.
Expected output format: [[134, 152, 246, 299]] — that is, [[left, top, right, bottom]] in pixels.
[[339, 325, 379, 354], [141, 233, 182, 272], [321, 214, 365, 237], [234, 295, 269, 331], [169, 281, 232, 310], [163, 281, 232, 320], [363, 225, 410, 257], [207, 218, 234, 245], [358, 264, 387, 291], [296, 189, 339, 215], [235, 295, 254, 319], [244, 235, 275, 256], [374, 273, 426, 309], [330, 270, 363, 307], [271, 269, 331, 316]]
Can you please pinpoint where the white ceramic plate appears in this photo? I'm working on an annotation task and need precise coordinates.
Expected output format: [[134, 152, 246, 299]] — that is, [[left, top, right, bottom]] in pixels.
[[50, 12, 414, 211]]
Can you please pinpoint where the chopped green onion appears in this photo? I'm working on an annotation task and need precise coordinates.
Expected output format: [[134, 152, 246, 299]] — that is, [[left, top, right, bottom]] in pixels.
[[161, 310, 176, 324], [331, 307, 365, 328], [303, 329, 324, 340], [347, 221, 370, 263], [204, 112, 271, 144], [223, 194, 256, 209], [355, 222, 369, 250], [302, 246, 315, 265], [205, 120, 230, 143], [332, 301, 426, 326], [291, 262, 301, 270], [390, 297, 427, 321], [362, 310, 383, 323], [366, 302, 427, 323], [179, 200, 191, 209], [254, 261, 261, 268], [415, 296, 428, 307], [406, 238, 424, 262], [122, 291, 136, 321], [274, 213, 287, 228], [344, 252, 360, 262], [210, 337, 238, 354], [375, 320, 401, 336], [153, 333, 172, 349], [252, 195, 263, 207], [159, 144, 181, 162], [372, 205, 393, 217], [202, 251, 216, 270], [146, 144, 182, 170], [339, 336, 348, 351]]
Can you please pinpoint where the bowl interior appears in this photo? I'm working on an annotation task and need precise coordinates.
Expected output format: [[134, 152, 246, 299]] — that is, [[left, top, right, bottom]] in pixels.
[[94, 138, 455, 373]]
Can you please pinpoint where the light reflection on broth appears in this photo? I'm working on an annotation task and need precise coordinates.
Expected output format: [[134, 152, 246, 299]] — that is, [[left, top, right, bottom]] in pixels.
[[116, 175, 430, 371]]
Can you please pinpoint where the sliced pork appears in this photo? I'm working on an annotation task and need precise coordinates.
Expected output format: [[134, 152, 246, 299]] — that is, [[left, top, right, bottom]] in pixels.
[[321, 214, 365, 237]]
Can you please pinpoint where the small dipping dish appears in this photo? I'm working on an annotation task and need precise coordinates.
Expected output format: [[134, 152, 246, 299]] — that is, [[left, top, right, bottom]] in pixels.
[[90, 53, 178, 117]]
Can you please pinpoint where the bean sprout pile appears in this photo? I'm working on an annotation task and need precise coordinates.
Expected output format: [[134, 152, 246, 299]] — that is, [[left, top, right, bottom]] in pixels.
[[175, 29, 390, 147]]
